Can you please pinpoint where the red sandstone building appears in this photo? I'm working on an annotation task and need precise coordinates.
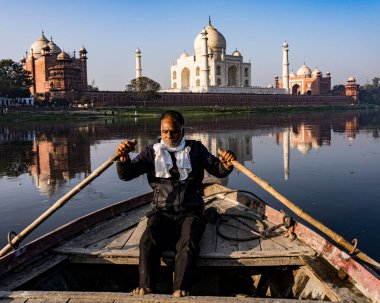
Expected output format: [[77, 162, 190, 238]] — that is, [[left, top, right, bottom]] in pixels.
[[275, 64, 332, 95], [22, 32, 88, 102]]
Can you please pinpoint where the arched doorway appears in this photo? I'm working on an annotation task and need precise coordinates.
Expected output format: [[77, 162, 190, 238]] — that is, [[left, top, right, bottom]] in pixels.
[[181, 68, 190, 88], [228, 66, 237, 86], [306, 90, 311, 95], [292, 84, 301, 95]]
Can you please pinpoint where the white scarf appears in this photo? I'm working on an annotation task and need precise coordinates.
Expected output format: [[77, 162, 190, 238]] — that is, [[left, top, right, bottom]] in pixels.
[[153, 137, 192, 180]]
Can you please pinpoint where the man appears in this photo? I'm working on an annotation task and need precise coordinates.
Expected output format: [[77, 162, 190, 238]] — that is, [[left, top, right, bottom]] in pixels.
[[116, 110, 236, 297]]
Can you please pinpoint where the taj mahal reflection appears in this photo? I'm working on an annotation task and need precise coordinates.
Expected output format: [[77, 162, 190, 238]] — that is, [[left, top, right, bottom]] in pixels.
[[0, 112, 367, 196]]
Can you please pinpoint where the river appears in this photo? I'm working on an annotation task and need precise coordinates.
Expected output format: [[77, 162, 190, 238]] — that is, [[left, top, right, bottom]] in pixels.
[[0, 109, 379, 261]]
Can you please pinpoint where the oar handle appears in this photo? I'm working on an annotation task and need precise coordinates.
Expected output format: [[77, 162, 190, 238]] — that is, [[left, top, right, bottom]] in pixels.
[[217, 148, 380, 270], [0, 139, 137, 259]]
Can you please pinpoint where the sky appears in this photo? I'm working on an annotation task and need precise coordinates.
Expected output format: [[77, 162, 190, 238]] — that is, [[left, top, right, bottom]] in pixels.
[[1, 0, 379, 90]]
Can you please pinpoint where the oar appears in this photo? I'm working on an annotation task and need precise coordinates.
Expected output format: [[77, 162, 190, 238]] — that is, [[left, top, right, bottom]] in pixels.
[[218, 148, 380, 270], [0, 140, 136, 258]]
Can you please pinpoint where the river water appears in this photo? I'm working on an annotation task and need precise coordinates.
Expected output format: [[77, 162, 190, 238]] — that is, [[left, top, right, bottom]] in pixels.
[[0, 109, 379, 261]]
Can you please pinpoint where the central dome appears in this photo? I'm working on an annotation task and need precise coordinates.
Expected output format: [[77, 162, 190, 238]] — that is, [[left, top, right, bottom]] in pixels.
[[297, 64, 312, 77], [194, 22, 226, 56]]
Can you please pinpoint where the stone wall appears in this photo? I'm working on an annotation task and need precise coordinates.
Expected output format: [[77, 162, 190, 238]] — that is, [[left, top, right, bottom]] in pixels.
[[83, 91, 356, 107]]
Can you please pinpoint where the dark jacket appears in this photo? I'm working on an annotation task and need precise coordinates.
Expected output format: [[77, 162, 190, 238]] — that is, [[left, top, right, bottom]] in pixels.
[[117, 140, 232, 213]]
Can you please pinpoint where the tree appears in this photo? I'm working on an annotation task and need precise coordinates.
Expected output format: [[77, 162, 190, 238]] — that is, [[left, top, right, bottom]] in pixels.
[[126, 76, 161, 101], [87, 79, 99, 91], [0, 59, 33, 97], [359, 76, 380, 104], [333, 84, 345, 91]]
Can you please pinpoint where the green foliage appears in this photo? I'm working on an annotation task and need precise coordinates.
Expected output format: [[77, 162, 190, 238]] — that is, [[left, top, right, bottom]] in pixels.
[[78, 95, 92, 104], [126, 76, 161, 101], [87, 79, 99, 91], [360, 77, 380, 104], [333, 84, 345, 91], [0, 59, 33, 97], [51, 98, 70, 106]]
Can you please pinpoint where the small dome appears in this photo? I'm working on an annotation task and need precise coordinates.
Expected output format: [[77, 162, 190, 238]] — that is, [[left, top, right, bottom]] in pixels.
[[135, 48, 141, 54], [348, 76, 356, 82], [194, 21, 226, 56], [282, 41, 289, 48], [289, 71, 297, 78], [30, 32, 49, 58], [297, 64, 312, 77], [232, 49, 242, 57], [48, 39, 62, 54], [312, 68, 322, 76], [42, 44, 51, 51], [179, 51, 189, 59], [57, 51, 70, 61]]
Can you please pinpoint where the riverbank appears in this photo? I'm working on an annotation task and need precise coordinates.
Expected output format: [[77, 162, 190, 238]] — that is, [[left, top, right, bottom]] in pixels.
[[0, 103, 378, 123]]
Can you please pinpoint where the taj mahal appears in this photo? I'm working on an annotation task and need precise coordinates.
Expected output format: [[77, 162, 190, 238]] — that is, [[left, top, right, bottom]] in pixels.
[[139, 18, 284, 95]]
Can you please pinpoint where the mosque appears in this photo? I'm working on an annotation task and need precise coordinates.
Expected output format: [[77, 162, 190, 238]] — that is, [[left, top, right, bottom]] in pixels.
[[21, 31, 88, 101]]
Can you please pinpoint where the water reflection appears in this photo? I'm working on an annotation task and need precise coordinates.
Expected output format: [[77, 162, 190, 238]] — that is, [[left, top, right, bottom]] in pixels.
[[1, 110, 380, 260], [0, 110, 379, 196]]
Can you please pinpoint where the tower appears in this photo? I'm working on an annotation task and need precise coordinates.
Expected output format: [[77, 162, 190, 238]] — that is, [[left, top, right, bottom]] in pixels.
[[345, 77, 359, 101], [135, 48, 142, 79], [79, 47, 88, 91], [200, 29, 209, 89], [282, 41, 290, 93]]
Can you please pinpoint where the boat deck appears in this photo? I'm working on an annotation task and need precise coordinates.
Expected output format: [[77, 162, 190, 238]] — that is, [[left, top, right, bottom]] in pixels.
[[1, 185, 377, 302], [53, 192, 315, 267]]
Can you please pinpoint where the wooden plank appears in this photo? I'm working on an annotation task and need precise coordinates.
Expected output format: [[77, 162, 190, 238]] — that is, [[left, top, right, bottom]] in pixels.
[[86, 205, 149, 250], [215, 216, 238, 257], [105, 228, 135, 250], [0, 254, 68, 291], [270, 236, 315, 255], [0, 193, 153, 278], [199, 222, 217, 255], [0, 299, 26, 303], [0, 290, 328, 303], [236, 216, 262, 252], [122, 218, 147, 252], [301, 256, 370, 302], [59, 205, 150, 250]]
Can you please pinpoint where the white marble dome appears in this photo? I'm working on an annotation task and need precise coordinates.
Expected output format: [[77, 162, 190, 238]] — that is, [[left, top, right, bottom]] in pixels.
[[30, 32, 49, 58], [348, 76, 356, 82], [232, 49, 242, 56], [297, 64, 312, 77], [179, 51, 189, 59], [289, 71, 297, 78], [194, 23, 226, 55]]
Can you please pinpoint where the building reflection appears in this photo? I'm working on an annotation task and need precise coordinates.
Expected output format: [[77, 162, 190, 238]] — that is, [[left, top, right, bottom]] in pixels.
[[29, 132, 91, 197], [0, 111, 372, 195]]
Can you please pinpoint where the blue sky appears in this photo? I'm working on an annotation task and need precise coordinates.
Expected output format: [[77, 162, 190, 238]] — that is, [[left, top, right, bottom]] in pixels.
[[1, 0, 379, 90]]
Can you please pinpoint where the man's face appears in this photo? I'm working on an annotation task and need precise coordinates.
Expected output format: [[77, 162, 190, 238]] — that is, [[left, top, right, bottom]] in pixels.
[[161, 117, 183, 147]]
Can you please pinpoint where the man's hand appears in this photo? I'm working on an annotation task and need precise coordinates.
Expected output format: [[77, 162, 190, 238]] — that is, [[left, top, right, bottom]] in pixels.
[[219, 150, 236, 170], [116, 140, 137, 162]]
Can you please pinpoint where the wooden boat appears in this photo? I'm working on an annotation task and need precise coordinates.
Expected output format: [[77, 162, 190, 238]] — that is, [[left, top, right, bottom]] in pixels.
[[0, 183, 379, 302]]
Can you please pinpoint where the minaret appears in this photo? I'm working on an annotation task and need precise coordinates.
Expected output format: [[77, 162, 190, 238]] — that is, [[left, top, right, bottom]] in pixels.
[[200, 28, 209, 89], [30, 48, 36, 94], [282, 41, 290, 93], [283, 128, 290, 180], [79, 47, 88, 91], [135, 48, 142, 79]]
